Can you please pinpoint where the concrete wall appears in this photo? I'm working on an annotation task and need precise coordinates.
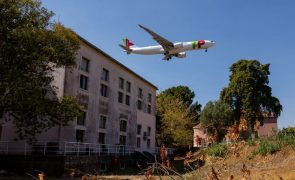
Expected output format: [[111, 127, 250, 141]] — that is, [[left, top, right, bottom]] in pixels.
[[193, 127, 207, 147]]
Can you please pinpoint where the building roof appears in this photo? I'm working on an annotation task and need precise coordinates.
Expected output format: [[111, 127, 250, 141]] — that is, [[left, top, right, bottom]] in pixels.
[[77, 35, 158, 90]]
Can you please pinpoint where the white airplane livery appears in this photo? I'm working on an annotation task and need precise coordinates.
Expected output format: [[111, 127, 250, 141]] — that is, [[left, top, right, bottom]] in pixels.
[[119, 24, 215, 60]]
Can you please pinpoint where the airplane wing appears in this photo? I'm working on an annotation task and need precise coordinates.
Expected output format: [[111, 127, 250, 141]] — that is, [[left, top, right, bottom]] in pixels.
[[138, 24, 174, 52]]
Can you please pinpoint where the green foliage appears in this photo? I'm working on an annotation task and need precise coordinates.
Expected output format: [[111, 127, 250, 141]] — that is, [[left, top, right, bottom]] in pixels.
[[200, 100, 234, 138], [156, 86, 201, 146], [277, 128, 295, 150], [246, 138, 256, 146], [254, 140, 281, 156], [0, 0, 81, 142], [206, 144, 228, 157], [220, 60, 282, 131], [157, 98, 195, 146], [278, 127, 295, 137]]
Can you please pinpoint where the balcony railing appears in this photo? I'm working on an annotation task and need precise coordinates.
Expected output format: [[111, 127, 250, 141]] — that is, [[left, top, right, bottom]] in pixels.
[[0, 141, 174, 156]]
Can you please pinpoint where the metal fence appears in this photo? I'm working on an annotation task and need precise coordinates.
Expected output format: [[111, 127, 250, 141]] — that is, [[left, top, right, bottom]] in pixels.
[[0, 141, 174, 156]]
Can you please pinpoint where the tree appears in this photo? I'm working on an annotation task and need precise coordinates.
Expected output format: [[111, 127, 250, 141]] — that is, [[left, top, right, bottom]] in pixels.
[[157, 98, 196, 147], [156, 85, 201, 146], [0, 0, 83, 142], [200, 100, 234, 141], [220, 60, 282, 132]]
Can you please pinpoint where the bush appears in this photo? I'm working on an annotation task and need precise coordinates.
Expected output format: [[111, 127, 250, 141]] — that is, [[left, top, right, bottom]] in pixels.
[[206, 144, 228, 157], [277, 128, 295, 149], [247, 138, 256, 146], [255, 140, 281, 156]]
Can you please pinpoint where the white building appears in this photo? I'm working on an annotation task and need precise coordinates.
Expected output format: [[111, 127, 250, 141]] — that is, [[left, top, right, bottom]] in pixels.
[[0, 35, 157, 154]]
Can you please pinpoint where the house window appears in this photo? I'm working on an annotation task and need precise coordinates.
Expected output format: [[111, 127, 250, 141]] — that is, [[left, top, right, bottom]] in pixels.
[[98, 132, 105, 144], [126, 81, 131, 92], [148, 93, 152, 103], [118, 92, 123, 103], [119, 77, 124, 89], [125, 95, 130, 106], [138, 88, 143, 98], [80, 75, 88, 90], [147, 139, 150, 148], [137, 124, 142, 135], [100, 84, 108, 97], [147, 105, 151, 114], [99, 115, 107, 129], [147, 127, 151, 136], [101, 68, 109, 81], [137, 100, 142, 110], [76, 130, 84, 143], [120, 135, 126, 145], [80, 57, 89, 72], [136, 137, 141, 148], [77, 111, 86, 126], [120, 119, 127, 132]]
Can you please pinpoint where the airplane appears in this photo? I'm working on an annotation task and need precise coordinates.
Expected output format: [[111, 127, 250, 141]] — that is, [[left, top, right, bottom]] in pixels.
[[119, 24, 215, 60]]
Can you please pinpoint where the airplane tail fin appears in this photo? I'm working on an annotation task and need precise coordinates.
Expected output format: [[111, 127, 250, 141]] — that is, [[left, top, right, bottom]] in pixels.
[[119, 38, 135, 54]]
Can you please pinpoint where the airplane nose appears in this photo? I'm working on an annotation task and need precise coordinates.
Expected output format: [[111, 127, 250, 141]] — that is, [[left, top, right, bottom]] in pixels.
[[210, 40, 215, 47]]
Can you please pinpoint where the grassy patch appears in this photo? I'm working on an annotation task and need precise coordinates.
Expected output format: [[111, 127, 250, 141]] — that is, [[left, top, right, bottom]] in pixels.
[[247, 138, 256, 146], [276, 132, 295, 150], [249, 140, 281, 159], [206, 144, 228, 157]]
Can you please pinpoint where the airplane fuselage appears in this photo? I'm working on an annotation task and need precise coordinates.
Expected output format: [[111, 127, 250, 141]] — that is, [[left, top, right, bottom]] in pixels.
[[130, 40, 215, 55]]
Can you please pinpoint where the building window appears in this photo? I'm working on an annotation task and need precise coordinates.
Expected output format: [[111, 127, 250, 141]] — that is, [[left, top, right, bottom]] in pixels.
[[138, 88, 143, 98], [99, 115, 107, 129], [76, 130, 84, 143], [101, 68, 109, 81], [147, 126, 151, 136], [137, 100, 142, 110], [125, 95, 130, 106], [147, 105, 151, 114], [80, 75, 88, 90], [120, 135, 126, 145], [119, 77, 124, 89], [136, 137, 141, 148], [80, 57, 89, 72], [148, 93, 152, 103], [120, 119, 127, 132], [118, 92, 123, 103], [77, 111, 86, 126], [100, 84, 108, 97], [98, 132, 105, 144], [137, 124, 142, 135], [126, 81, 131, 92], [147, 139, 150, 148]]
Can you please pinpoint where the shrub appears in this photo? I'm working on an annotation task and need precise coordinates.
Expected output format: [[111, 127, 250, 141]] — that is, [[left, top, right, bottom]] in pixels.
[[277, 128, 295, 149], [247, 138, 256, 146], [255, 140, 281, 156], [206, 144, 228, 157]]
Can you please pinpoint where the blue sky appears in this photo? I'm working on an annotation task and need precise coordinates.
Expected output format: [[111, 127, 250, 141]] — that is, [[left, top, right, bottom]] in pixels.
[[41, 0, 295, 128]]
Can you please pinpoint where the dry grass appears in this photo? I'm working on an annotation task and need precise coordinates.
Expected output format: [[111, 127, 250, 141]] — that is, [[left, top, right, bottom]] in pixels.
[[186, 141, 295, 180]]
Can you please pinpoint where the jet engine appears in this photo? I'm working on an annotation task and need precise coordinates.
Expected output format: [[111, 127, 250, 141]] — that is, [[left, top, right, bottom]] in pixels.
[[176, 52, 186, 58]]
